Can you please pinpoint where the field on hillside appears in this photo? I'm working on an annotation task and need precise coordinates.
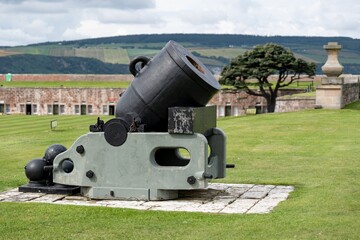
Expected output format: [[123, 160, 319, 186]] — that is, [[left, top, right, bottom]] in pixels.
[[4, 42, 360, 66], [189, 47, 248, 59], [2, 34, 360, 74], [296, 47, 360, 64], [8, 45, 131, 64], [0, 107, 359, 239], [6, 44, 245, 66], [0, 50, 20, 57]]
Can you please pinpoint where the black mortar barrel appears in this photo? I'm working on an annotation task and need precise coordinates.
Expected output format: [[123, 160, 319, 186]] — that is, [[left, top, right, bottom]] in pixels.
[[116, 40, 221, 132]]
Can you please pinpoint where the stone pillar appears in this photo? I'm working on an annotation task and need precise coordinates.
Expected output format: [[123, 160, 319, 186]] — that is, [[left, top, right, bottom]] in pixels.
[[316, 42, 345, 109], [321, 42, 344, 84]]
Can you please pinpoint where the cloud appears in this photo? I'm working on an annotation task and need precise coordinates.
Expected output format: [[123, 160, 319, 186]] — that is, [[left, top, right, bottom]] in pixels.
[[79, 0, 156, 9], [94, 9, 164, 25], [0, 28, 45, 46], [2, 0, 155, 9], [0, 0, 159, 45], [0, 0, 359, 46], [1, 1, 68, 14]]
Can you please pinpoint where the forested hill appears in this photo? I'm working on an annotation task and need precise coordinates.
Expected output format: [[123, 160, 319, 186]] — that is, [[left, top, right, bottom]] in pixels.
[[1, 33, 360, 74], [33, 33, 360, 51], [0, 54, 128, 74]]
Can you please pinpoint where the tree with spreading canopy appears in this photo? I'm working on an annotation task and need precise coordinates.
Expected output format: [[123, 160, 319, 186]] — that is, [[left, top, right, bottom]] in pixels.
[[219, 43, 316, 112]]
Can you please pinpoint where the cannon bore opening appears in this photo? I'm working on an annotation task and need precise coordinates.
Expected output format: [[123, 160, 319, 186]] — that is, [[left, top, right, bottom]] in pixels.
[[186, 56, 205, 74]]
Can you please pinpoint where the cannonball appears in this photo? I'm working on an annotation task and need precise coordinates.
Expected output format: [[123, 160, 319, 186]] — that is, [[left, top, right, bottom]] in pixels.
[[44, 144, 67, 164], [25, 158, 47, 181]]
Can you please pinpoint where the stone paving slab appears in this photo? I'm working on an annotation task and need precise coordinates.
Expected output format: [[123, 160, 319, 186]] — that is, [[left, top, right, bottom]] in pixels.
[[0, 183, 294, 214], [220, 199, 260, 214], [98, 200, 150, 210], [2, 192, 45, 202], [31, 194, 67, 203]]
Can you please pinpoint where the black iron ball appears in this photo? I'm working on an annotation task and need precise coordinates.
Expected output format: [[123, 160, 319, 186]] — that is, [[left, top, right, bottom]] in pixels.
[[44, 144, 67, 164], [25, 158, 47, 181]]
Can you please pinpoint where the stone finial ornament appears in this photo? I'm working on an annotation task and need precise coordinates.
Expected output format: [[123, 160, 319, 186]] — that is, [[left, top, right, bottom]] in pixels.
[[321, 42, 344, 77]]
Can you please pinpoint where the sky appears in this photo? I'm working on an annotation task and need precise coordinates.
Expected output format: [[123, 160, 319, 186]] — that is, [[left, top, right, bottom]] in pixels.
[[0, 0, 359, 46]]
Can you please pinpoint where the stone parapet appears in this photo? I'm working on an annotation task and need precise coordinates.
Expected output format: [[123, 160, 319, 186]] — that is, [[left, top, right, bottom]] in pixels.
[[321, 77, 344, 85], [275, 96, 316, 113], [342, 82, 360, 105], [315, 82, 360, 109], [316, 85, 343, 109]]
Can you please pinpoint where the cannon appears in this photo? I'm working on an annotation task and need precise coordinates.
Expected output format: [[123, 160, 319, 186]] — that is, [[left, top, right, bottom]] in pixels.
[[19, 41, 230, 200]]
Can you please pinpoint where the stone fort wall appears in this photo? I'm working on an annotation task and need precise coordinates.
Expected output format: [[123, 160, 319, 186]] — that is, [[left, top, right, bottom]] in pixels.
[[0, 87, 263, 116], [1, 74, 358, 116], [0, 87, 307, 116]]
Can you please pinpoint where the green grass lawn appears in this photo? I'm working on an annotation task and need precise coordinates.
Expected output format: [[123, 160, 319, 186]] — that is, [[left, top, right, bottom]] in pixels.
[[1, 80, 318, 90], [221, 80, 319, 92], [0, 107, 359, 239]]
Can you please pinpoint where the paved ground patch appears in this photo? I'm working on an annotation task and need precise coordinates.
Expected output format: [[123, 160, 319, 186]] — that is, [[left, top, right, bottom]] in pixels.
[[0, 183, 294, 214]]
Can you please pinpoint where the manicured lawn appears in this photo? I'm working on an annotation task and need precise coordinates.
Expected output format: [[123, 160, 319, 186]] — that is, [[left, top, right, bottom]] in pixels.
[[0, 107, 359, 239], [1, 80, 318, 91]]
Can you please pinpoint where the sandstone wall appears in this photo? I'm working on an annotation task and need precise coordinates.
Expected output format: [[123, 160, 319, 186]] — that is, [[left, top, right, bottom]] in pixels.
[[0, 88, 267, 116], [0, 87, 309, 116], [275, 96, 316, 113], [342, 82, 360, 105], [208, 90, 265, 116], [0, 87, 125, 115]]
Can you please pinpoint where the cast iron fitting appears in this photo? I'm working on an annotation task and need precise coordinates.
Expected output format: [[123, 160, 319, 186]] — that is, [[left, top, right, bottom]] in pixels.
[[76, 145, 85, 154], [129, 56, 151, 76], [43, 165, 54, 171], [103, 113, 141, 147], [226, 164, 235, 168], [187, 176, 196, 185], [86, 170, 95, 179], [203, 173, 213, 179], [89, 117, 105, 132]]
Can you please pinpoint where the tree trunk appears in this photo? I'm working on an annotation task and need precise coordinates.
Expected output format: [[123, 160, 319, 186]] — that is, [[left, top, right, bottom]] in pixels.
[[266, 95, 277, 113], [267, 101, 276, 113]]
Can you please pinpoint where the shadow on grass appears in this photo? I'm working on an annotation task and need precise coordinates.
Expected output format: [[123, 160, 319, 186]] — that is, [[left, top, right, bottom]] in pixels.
[[344, 100, 360, 110], [49, 129, 67, 132]]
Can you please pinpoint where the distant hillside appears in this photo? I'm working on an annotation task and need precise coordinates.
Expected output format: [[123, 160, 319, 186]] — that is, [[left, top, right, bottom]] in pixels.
[[1, 34, 360, 74], [0, 54, 128, 74], [31, 33, 360, 51]]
